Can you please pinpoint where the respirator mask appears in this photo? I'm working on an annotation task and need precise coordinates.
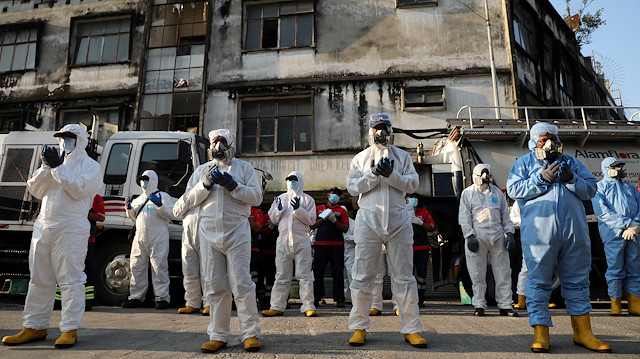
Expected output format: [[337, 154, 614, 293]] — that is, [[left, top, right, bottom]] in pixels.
[[473, 170, 490, 187], [208, 141, 230, 161], [607, 166, 627, 179], [373, 128, 391, 145], [534, 139, 562, 162]]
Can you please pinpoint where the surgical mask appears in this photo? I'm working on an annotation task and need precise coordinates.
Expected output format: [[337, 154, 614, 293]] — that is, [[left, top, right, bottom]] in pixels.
[[373, 128, 390, 145], [60, 138, 76, 154], [288, 181, 299, 191], [140, 180, 149, 189], [408, 197, 418, 207], [328, 193, 339, 204], [534, 139, 562, 162], [607, 167, 627, 179]]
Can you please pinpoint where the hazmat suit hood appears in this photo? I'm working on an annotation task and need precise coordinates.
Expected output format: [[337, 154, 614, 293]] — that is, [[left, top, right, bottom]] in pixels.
[[472, 163, 491, 188], [601, 157, 626, 182], [56, 124, 89, 157], [208, 129, 236, 166], [527, 122, 560, 151], [286, 170, 304, 197], [367, 113, 394, 148], [139, 169, 159, 195]]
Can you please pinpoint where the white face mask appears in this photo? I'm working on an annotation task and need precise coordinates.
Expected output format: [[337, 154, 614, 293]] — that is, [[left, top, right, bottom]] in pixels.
[[473, 172, 490, 186], [534, 139, 562, 162], [287, 181, 299, 191], [140, 180, 149, 189], [59, 137, 76, 154], [607, 167, 626, 179]]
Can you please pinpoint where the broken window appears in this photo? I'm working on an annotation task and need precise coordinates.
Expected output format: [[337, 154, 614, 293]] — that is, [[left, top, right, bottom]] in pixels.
[[244, 1, 314, 50], [403, 87, 445, 110], [396, 0, 438, 7], [240, 97, 313, 153], [0, 25, 37, 72], [72, 16, 131, 65], [141, 0, 208, 132]]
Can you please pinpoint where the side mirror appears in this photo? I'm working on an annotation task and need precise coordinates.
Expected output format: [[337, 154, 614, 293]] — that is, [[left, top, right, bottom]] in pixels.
[[177, 140, 192, 164]]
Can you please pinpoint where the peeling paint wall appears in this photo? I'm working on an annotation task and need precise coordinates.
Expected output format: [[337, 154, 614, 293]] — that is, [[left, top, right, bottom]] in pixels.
[[0, 0, 147, 131]]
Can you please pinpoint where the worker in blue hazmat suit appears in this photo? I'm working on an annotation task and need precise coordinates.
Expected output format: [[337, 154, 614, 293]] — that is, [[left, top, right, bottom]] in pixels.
[[346, 113, 427, 348], [262, 171, 317, 317], [591, 157, 640, 316], [122, 170, 174, 310], [459, 164, 517, 317], [507, 122, 611, 353], [173, 129, 263, 353], [3, 124, 101, 348], [174, 180, 210, 316]]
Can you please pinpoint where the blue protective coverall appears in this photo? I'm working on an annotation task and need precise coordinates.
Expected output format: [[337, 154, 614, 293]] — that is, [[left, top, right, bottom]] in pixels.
[[507, 140, 597, 327], [591, 157, 640, 299]]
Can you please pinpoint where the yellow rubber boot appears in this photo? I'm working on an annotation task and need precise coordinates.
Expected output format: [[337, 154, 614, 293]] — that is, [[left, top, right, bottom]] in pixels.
[[54, 330, 77, 348], [626, 292, 640, 316], [530, 325, 549, 353], [349, 329, 366, 346], [177, 306, 199, 314], [201, 306, 210, 316], [244, 337, 260, 352], [201, 340, 226, 353], [514, 295, 526, 310], [369, 308, 381, 316], [571, 314, 612, 353], [610, 297, 622, 316], [304, 310, 317, 317], [261, 309, 284, 317], [2, 328, 47, 346], [404, 333, 428, 348]]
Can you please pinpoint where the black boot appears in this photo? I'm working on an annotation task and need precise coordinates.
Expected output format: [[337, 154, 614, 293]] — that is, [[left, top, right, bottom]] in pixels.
[[121, 299, 143, 308], [500, 308, 518, 317], [474, 308, 485, 316]]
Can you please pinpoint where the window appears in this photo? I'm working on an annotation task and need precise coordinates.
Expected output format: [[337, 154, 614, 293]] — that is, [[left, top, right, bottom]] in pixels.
[[240, 97, 312, 153], [0, 112, 23, 133], [138, 142, 193, 196], [403, 87, 445, 110], [60, 108, 120, 145], [542, 34, 553, 74], [0, 26, 37, 72], [513, 9, 535, 56], [397, 0, 438, 7], [141, 0, 207, 132], [244, 1, 314, 50], [72, 16, 130, 65], [104, 143, 132, 185]]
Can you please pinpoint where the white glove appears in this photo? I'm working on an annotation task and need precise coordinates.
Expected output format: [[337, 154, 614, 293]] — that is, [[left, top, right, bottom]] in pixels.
[[622, 221, 640, 241], [411, 216, 424, 226], [326, 211, 337, 223]]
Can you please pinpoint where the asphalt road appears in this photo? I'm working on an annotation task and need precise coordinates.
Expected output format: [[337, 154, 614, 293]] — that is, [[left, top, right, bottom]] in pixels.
[[1, 300, 639, 358]]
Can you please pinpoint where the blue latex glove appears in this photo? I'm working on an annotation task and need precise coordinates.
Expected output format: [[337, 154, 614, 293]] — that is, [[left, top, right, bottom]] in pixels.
[[275, 196, 283, 211], [375, 157, 394, 177], [467, 234, 479, 253], [125, 196, 132, 210], [290, 197, 300, 210], [42, 145, 64, 168], [211, 170, 238, 191], [149, 192, 162, 207], [505, 232, 515, 252], [204, 165, 217, 188]]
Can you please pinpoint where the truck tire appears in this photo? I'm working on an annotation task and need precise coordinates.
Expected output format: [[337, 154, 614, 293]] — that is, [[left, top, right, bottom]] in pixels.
[[96, 238, 131, 306]]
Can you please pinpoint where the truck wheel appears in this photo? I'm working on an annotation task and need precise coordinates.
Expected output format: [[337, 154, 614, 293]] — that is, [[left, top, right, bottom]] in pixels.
[[96, 239, 131, 306]]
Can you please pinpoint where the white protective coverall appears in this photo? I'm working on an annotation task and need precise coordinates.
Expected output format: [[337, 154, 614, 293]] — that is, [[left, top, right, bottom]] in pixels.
[[343, 216, 355, 302], [175, 129, 262, 342], [23, 124, 101, 332], [125, 170, 174, 302], [173, 186, 209, 310], [458, 164, 515, 310], [371, 244, 388, 311], [347, 141, 422, 334], [267, 171, 317, 312]]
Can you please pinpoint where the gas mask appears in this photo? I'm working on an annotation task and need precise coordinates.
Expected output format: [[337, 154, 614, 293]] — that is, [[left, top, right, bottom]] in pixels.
[[287, 181, 299, 191], [373, 128, 391, 145], [534, 139, 562, 162], [328, 193, 340, 204], [607, 167, 627, 179], [210, 141, 229, 160], [408, 197, 419, 207], [59, 137, 76, 154], [473, 171, 490, 187]]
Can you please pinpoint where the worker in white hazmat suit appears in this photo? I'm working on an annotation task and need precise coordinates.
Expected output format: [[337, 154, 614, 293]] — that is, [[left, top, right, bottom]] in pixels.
[[346, 113, 427, 348], [343, 215, 355, 303], [262, 171, 318, 317], [174, 180, 210, 316], [173, 129, 263, 353], [459, 164, 517, 317], [3, 124, 101, 348], [122, 170, 174, 309]]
